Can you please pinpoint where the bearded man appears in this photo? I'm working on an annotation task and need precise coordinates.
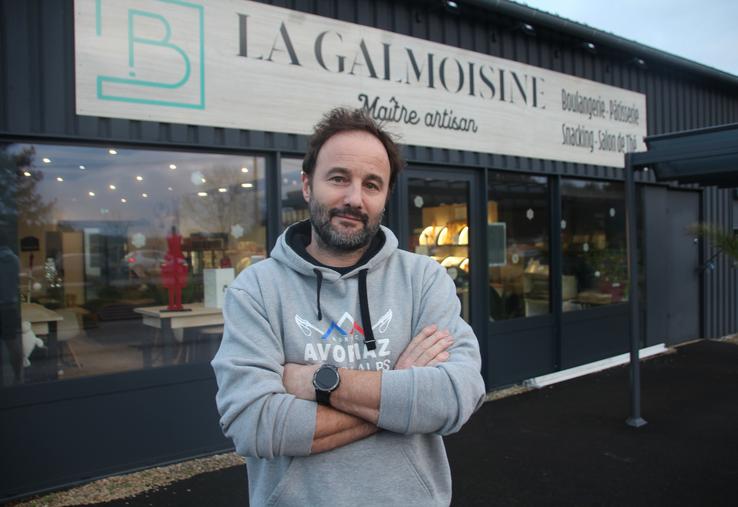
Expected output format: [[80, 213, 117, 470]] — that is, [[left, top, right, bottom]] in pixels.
[[212, 107, 485, 507]]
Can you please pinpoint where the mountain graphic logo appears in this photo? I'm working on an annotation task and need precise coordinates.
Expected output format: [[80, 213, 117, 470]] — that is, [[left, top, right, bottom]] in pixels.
[[295, 310, 392, 340]]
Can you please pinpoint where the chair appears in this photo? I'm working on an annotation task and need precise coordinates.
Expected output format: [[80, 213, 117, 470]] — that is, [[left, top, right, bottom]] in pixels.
[[55, 308, 85, 369]]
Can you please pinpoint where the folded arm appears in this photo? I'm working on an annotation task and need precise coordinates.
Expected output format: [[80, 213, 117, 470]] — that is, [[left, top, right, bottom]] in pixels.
[[284, 324, 455, 451], [286, 261, 485, 437], [212, 281, 318, 459]]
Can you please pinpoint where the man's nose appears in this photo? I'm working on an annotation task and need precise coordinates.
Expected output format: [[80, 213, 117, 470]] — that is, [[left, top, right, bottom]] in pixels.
[[343, 182, 363, 208]]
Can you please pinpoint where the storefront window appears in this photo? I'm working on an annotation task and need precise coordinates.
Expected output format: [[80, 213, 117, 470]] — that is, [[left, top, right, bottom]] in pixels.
[[561, 179, 627, 311], [281, 157, 308, 228], [0, 143, 267, 386], [407, 177, 471, 323], [488, 173, 550, 320]]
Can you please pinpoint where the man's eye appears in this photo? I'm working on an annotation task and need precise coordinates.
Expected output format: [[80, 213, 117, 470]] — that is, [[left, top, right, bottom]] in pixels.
[[329, 176, 346, 183], [365, 182, 380, 190]]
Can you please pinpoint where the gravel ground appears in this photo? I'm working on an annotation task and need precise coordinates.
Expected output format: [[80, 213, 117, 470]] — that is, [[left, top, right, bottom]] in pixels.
[[10, 453, 244, 507]]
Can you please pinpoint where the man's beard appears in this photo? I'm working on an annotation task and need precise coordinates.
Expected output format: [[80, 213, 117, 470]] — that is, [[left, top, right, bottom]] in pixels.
[[309, 197, 383, 252]]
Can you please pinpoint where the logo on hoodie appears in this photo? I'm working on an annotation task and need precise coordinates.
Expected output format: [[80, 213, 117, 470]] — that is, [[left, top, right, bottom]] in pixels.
[[294, 310, 393, 370]]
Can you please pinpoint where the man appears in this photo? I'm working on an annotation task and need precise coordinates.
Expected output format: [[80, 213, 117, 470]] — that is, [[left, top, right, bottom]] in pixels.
[[212, 108, 485, 506]]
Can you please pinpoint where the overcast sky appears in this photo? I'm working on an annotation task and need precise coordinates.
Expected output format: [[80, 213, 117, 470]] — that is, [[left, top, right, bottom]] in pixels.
[[517, 0, 738, 77]]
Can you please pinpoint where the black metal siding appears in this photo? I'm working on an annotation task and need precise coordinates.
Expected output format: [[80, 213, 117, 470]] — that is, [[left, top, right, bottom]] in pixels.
[[703, 186, 737, 339]]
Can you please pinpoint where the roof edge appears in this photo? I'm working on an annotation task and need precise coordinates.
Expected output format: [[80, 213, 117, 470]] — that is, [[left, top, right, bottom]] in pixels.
[[459, 0, 738, 87]]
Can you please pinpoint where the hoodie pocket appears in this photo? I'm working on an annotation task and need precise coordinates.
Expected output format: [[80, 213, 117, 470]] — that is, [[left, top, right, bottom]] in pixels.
[[400, 446, 434, 498], [265, 458, 296, 507], [262, 436, 438, 506]]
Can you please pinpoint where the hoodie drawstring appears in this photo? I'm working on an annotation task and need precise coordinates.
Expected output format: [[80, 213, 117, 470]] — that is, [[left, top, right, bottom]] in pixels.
[[313, 268, 323, 321], [358, 269, 376, 351]]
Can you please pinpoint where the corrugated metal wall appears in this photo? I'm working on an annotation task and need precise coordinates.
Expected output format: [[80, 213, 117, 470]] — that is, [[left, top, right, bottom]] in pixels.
[[1, 0, 737, 334]]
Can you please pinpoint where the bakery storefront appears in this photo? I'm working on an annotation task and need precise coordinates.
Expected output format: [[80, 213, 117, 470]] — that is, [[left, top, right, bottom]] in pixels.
[[1, 0, 736, 500]]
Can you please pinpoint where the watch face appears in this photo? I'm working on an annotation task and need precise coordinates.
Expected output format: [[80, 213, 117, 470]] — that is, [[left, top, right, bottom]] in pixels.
[[314, 365, 340, 391]]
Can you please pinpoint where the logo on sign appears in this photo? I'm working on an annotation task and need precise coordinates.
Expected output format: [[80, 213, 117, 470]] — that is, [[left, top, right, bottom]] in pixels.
[[94, 0, 205, 109]]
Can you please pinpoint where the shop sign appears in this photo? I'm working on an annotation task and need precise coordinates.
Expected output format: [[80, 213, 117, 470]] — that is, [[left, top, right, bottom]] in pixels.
[[75, 0, 647, 167]]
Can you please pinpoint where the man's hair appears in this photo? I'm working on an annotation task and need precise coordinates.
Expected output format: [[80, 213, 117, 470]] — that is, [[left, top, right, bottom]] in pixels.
[[302, 107, 404, 190]]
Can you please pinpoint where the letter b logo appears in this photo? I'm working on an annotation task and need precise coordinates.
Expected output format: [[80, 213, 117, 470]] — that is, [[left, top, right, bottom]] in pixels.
[[92, 0, 205, 109]]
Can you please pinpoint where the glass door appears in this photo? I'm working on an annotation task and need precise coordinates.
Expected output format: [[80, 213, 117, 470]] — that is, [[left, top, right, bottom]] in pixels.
[[399, 169, 477, 323]]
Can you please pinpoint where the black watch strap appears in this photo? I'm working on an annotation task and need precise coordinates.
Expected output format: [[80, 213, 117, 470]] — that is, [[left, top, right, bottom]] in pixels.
[[316, 389, 331, 406]]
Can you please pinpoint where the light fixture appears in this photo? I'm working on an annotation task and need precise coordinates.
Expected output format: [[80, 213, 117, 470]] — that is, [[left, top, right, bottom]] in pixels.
[[23, 171, 31, 177], [88, 191, 95, 197], [582, 41, 596, 54], [168, 186, 173, 191], [218, 187, 227, 193], [631, 57, 647, 68], [109, 184, 116, 190], [136, 175, 143, 181], [142, 193, 148, 198], [169, 164, 177, 170], [201, 177, 207, 183], [241, 183, 253, 188], [108, 149, 118, 155], [56, 177, 64, 182], [198, 191, 208, 197], [79, 165, 86, 170], [42, 158, 51, 164], [442, 0, 459, 13], [121, 198, 127, 203], [516, 22, 536, 36], [241, 167, 249, 173]]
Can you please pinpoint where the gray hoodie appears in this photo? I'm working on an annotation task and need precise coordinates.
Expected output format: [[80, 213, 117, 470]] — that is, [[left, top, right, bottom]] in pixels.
[[212, 222, 485, 507]]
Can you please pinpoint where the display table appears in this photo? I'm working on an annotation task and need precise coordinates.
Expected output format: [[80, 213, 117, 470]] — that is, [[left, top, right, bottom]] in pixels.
[[134, 303, 224, 366]]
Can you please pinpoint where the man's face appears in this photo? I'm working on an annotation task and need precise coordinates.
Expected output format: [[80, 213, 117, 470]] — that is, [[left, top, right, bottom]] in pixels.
[[303, 130, 391, 254]]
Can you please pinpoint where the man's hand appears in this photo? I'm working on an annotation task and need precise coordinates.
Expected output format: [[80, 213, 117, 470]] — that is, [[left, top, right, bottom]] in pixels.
[[284, 324, 452, 399], [395, 324, 453, 370], [283, 363, 320, 400]]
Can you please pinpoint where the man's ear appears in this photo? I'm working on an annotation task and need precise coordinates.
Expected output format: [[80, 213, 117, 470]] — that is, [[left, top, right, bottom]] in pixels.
[[301, 172, 311, 203]]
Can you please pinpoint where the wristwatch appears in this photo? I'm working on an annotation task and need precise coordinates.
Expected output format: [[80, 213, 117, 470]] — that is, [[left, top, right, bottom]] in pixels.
[[313, 364, 340, 406]]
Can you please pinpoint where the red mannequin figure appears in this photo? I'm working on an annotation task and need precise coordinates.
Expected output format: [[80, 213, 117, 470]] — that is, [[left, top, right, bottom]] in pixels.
[[161, 227, 189, 311]]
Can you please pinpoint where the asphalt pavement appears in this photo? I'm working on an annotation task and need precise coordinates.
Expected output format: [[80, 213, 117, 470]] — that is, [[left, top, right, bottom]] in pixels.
[[82, 339, 738, 507]]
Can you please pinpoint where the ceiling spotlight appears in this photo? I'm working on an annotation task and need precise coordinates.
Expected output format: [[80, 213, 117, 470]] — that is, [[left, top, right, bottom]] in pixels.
[[23, 171, 31, 177], [582, 41, 596, 54], [442, 0, 459, 12], [56, 177, 64, 182], [88, 191, 96, 197], [241, 183, 253, 188], [631, 57, 647, 68], [121, 198, 127, 203], [43, 158, 51, 164], [198, 191, 208, 197], [79, 165, 86, 170], [109, 184, 116, 190], [141, 193, 148, 198], [168, 186, 173, 191], [218, 187, 228, 193], [241, 167, 249, 173], [108, 149, 117, 155], [136, 175, 143, 181], [516, 22, 536, 36], [201, 177, 207, 183], [169, 164, 177, 170]]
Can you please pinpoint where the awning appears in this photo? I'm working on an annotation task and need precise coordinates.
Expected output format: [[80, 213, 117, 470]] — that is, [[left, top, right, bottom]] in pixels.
[[624, 122, 738, 429], [633, 123, 738, 187]]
